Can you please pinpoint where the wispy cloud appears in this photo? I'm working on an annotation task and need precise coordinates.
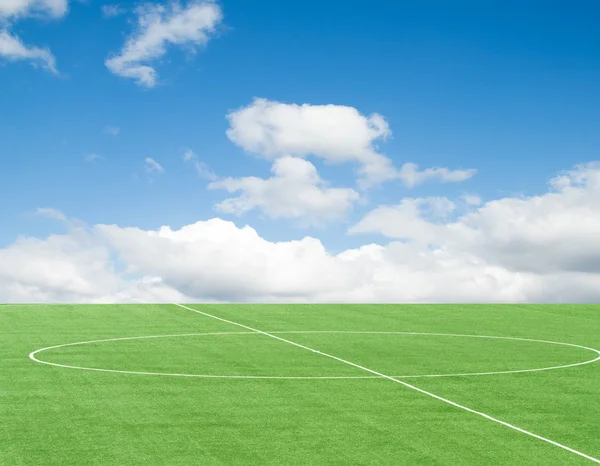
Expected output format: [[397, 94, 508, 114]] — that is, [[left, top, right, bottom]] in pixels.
[[144, 157, 164, 174], [101, 4, 126, 18], [397, 163, 477, 188], [103, 125, 120, 136], [183, 149, 216, 180], [105, 0, 223, 87], [0, 0, 68, 73], [84, 153, 103, 163], [0, 0, 68, 19], [33, 208, 67, 222], [0, 30, 57, 73]]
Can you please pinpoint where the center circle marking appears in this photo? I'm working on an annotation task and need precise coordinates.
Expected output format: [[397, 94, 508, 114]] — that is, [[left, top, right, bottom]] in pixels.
[[28, 331, 600, 380]]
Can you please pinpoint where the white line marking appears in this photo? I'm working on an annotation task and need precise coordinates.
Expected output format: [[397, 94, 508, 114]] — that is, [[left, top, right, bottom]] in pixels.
[[29, 332, 264, 378], [174, 303, 600, 464], [277, 331, 600, 378], [29, 331, 600, 379]]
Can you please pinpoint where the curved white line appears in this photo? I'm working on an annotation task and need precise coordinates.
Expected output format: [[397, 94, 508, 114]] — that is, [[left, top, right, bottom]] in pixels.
[[29, 331, 600, 380], [276, 331, 600, 378], [174, 304, 600, 464]]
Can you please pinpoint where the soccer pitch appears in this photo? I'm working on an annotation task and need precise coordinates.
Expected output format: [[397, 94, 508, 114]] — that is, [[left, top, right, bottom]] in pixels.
[[1, 304, 599, 465]]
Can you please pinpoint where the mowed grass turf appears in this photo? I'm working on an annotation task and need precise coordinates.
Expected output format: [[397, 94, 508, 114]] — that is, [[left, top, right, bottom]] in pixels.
[[1, 304, 599, 465]]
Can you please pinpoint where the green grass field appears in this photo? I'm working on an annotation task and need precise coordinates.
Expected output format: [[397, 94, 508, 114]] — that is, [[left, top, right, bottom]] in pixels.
[[1, 304, 600, 465]]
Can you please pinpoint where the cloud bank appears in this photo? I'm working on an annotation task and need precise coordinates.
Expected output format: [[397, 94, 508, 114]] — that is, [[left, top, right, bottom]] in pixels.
[[2, 163, 600, 303]]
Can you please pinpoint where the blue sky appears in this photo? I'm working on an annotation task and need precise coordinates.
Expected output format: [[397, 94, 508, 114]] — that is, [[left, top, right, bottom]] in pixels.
[[1, 0, 600, 303]]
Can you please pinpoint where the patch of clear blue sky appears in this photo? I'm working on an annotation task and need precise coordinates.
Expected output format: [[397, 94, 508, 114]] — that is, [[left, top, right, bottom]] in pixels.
[[1, 0, 600, 249]]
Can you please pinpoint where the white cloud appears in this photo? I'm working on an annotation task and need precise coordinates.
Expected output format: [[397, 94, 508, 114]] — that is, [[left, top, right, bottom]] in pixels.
[[0, 29, 56, 72], [95, 219, 365, 301], [0, 0, 68, 19], [105, 0, 222, 87], [84, 153, 102, 163], [144, 157, 164, 174], [0, 227, 186, 303], [2, 163, 600, 304], [101, 4, 126, 18], [462, 194, 482, 206], [397, 162, 477, 188], [183, 149, 216, 180], [0, 0, 69, 72], [208, 156, 360, 226], [226, 98, 476, 189], [226, 98, 391, 164], [226, 98, 394, 187], [34, 207, 67, 222], [351, 162, 600, 277], [103, 125, 120, 136], [350, 197, 455, 243]]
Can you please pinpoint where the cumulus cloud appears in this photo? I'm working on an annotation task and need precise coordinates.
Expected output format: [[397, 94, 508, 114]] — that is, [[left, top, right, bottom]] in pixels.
[[226, 98, 476, 189], [96, 219, 365, 302], [183, 149, 216, 180], [208, 156, 360, 226], [2, 163, 600, 304], [350, 197, 456, 243], [226, 98, 395, 187], [351, 162, 600, 277], [105, 0, 222, 87], [0, 28, 56, 72], [462, 194, 482, 206], [0, 228, 186, 303]]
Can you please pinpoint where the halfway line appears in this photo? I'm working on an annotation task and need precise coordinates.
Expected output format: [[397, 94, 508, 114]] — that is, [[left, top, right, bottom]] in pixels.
[[173, 303, 600, 464]]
